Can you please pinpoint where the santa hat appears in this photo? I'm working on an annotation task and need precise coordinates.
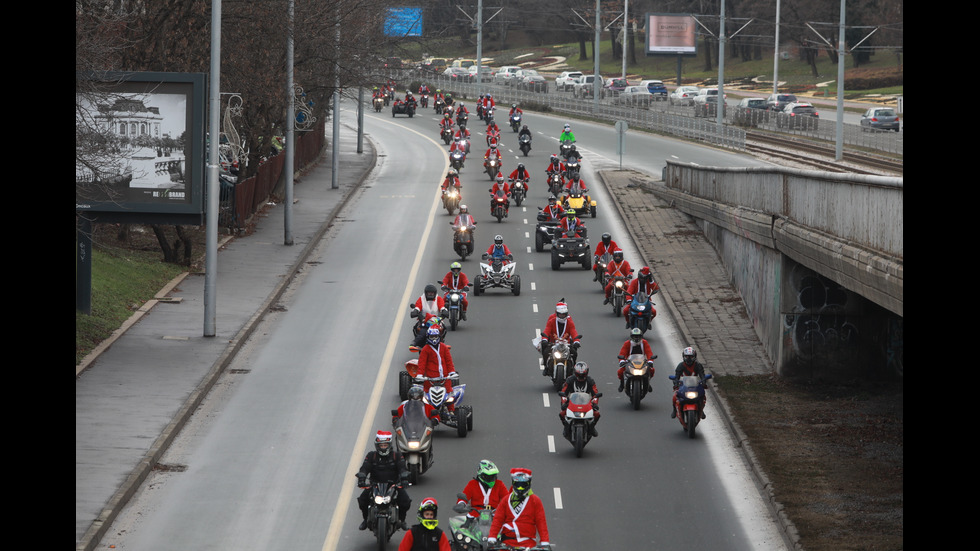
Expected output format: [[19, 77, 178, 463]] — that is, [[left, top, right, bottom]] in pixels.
[[510, 467, 532, 480]]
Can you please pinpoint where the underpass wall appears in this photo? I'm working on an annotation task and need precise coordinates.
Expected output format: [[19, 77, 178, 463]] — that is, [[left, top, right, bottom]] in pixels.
[[658, 162, 903, 379]]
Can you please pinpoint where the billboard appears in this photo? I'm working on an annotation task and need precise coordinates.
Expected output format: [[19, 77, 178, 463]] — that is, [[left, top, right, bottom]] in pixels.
[[645, 13, 698, 56], [76, 72, 206, 224], [384, 6, 423, 37]]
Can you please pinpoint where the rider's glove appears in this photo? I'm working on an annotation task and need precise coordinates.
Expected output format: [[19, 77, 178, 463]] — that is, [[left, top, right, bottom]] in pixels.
[[619, 360, 627, 367], [488, 538, 497, 545], [572, 342, 581, 349], [357, 476, 366, 487]]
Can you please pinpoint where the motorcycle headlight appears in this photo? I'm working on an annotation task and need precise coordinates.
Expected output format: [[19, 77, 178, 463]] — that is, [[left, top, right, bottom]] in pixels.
[[451, 293, 460, 301], [408, 441, 421, 450], [615, 281, 624, 288], [375, 495, 392, 505], [632, 368, 645, 376], [637, 305, 646, 311], [554, 351, 562, 359], [684, 391, 699, 400]]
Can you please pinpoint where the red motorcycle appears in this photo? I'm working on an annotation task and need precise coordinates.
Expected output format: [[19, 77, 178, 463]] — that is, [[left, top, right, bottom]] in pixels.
[[669, 373, 713, 438]]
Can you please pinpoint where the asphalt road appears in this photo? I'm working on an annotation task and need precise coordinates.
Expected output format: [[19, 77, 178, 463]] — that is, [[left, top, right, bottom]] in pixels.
[[97, 101, 787, 550]]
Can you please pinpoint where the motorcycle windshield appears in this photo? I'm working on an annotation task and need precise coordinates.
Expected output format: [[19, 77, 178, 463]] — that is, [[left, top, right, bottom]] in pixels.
[[398, 401, 430, 439], [568, 392, 592, 406], [679, 375, 701, 391]]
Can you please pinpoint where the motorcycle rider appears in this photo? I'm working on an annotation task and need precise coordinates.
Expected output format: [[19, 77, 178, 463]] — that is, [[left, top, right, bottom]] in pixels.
[[485, 119, 501, 145], [559, 123, 576, 144], [441, 261, 470, 321], [455, 459, 508, 527], [357, 430, 412, 531], [484, 141, 502, 165], [623, 266, 660, 319], [451, 204, 477, 230], [509, 103, 524, 118], [417, 326, 458, 407], [392, 385, 440, 427], [483, 93, 496, 113], [485, 234, 513, 265], [412, 284, 448, 326], [508, 163, 531, 194], [539, 300, 581, 367], [398, 498, 452, 551], [564, 143, 583, 162], [546, 154, 566, 176], [452, 123, 471, 145], [488, 468, 551, 549], [673, 346, 708, 419], [441, 168, 461, 194], [417, 82, 431, 96], [439, 111, 454, 134], [518, 124, 532, 147], [455, 102, 469, 120], [541, 194, 565, 221], [603, 249, 633, 304], [563, 172, 589, 197], [617, 328, 656, 393], [404, 91, 417, 110], [434, 88, 445, 103], [489, 174, 510, 217], [372, 86, 385, 100], [592, 233, 620, 281], [559, 361, 602, 437], [557, 208, 585, 238]]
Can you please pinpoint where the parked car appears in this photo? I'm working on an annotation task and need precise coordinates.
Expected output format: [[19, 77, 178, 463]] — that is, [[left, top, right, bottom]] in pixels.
[[556, 71, 584, 92], [765, 93, 798, 112], [418, 58, 447, 74], [516, 69, 548, 92], [693, 95, 727, 117], [494, 66, 522, 85], [775, 102, 819, 130], [451, 58, 477, 70], [860, 107, 900, 132], [573, 75, 604, 98], [443, 67, 470, 79], [618, 86, 655, 107], [467, 65, 494, 83], [669, 85, 700, 106], [603, 78, 630, 96], [732, 97, 769, 126], [639, 79, 668, 101]]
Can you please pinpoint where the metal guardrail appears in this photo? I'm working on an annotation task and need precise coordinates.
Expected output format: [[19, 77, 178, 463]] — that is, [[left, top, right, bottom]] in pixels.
[[392, 72, 902, 156]]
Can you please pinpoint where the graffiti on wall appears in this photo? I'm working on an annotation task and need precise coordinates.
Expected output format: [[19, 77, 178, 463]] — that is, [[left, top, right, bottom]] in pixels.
[[782, 268, 861, 369]]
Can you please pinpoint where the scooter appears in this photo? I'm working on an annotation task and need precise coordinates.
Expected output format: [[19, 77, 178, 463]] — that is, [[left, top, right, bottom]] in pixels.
[[392, 399, 435, 483]]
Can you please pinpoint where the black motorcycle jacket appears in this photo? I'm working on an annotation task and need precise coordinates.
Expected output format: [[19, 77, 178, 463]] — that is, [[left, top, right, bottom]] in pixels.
[[358, 451, 409, 484], [407, 525, 447, 550], [674, 360, 706, 382]]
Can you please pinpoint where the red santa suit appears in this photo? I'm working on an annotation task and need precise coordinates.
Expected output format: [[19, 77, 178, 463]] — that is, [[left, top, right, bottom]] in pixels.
[[441, 271, 470, 312], [489, 493, 550, 548], [457, 479, 508, 519], [417, 342, 456, 395], [413, 295, 446, 323], [604, 259, 633, 299], [622, 277, 661, 318], [617, 338, 656, 382], [540, 313, 579, 347]]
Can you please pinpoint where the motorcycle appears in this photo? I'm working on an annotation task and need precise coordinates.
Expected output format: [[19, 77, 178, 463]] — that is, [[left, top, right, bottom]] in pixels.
[[420, 93, 429, 108], [543, 338, 580, 391], [563, 158, 581, 181], [608, 273, 631, 316], [417, 373, 472, 438], [518, 133, 531, 157], [443, 187, 461, 215], [442, 286, 468, 330], [484, 107, 495, 127], [373, 96, 384, 112], [451, 149, 466, 171], [626, 291, 655, 333], [449, 496, 495, 551], [358, 480, 403, 549], [559, 391, 601, 457], [562, 187, 597, 218], [476, 103, 485, 121], [510, 178, 527, 207], [451, 221, 475, 260], [458, 135, 471, 154], [392, 99, 416, 118], [619, 353, 656, 410], [384, 89, 392, 106], [485, 157, 502, 181], [456, 112, 469, 128], [391, 399, 435, 484], [669, 373, 713, 438], [594, 251, 612, 289], [510, 112, 522, 132], [474, 253, 520, 296], [434, 97, 445, 114], [486, 128, 501, 147], [547, 172, 564, 197], [559, 139, 574, 158], [490, 188, 509, 221], [441, 126, 454, 145]]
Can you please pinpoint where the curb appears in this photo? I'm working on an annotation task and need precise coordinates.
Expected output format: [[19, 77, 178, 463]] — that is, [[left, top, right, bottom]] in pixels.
[[76, 132, 378, 551], [597, 169, 802, 551]]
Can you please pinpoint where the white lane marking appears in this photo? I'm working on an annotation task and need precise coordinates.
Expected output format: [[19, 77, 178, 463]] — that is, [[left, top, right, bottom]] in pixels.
[[525, 232, 530, 239], [531, 282, 536, 291], [542, 393, 551, 408], [547, 435, 556, 453], [528, 263, 534, 271], [533, 303, 538, 313], [554, 487, 563, 509]]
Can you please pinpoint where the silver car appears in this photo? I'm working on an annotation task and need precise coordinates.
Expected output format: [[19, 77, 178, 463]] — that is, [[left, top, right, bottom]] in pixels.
[[860, 107, 900, 132], [669, 86, 700, 106], [618, 86, 654, 107]]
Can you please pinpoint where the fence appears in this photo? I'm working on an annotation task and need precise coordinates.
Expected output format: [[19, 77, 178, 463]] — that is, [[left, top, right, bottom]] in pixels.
[[402, 73, 902, 156], [218, 118, 325, 233]]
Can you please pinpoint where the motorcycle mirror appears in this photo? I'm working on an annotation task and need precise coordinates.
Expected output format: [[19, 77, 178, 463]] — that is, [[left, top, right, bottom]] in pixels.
[[557, 392, 567, 398], [457, 492, 468, 500], [482, 253, 489, 260], [596, 392, 603, 398], [705, 374, 713, 380], [391, 409, 398, 416], [652, 355, 659, 359], [617, 355, 625, 359]]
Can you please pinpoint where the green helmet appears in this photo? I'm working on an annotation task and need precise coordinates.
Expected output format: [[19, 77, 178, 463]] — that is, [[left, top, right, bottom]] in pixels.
[[477, 459, 499, 485]]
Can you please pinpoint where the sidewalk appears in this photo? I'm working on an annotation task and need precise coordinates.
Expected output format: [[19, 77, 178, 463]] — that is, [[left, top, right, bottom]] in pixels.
[[75, 125, 377, 551]]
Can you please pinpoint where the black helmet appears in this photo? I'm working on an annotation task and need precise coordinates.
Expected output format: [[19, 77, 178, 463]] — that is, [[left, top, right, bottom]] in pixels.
[[613, 249, 624, 262], [424, 284, 437, 301], [683, 346, 697, 366], [511, 468, 532, 500], [408, 385, 424, 401], [574, 361, 589, 381], [548, 195, 557, 204], [517, 163, 525, 170], [601, 233, 611, 246]]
